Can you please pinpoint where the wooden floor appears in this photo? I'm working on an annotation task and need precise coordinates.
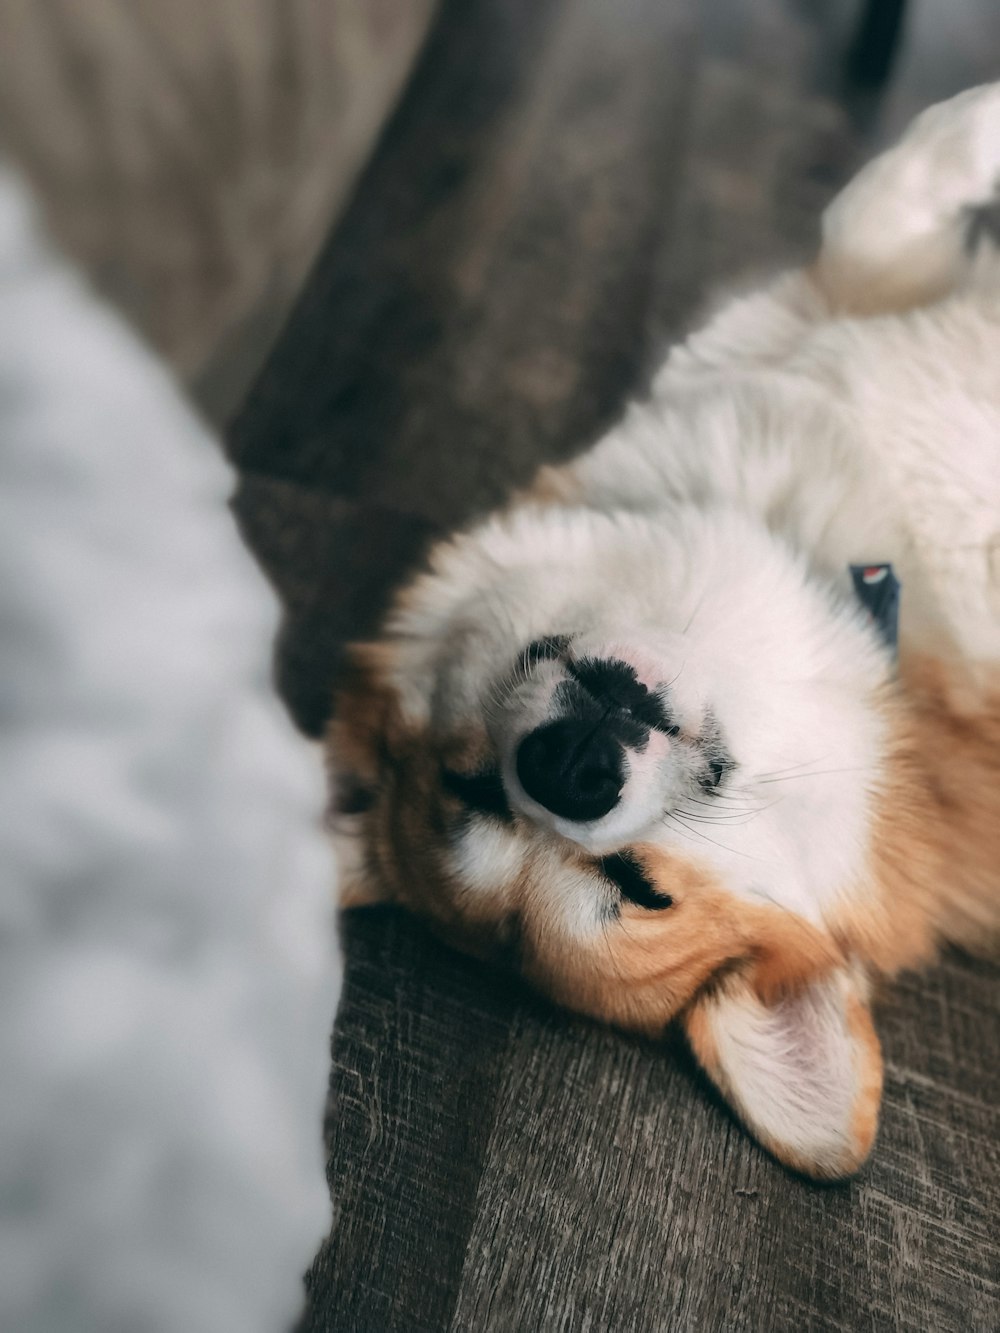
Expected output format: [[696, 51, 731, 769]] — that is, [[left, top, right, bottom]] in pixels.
[[230, 1, 1000, 1328]]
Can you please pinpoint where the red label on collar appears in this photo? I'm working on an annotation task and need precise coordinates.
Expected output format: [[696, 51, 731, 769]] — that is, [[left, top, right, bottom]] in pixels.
[[850, 563, 900, 659]]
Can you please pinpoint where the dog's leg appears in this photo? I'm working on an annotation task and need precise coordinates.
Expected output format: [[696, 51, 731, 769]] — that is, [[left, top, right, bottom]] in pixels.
[[815, 83, 1000, 314]]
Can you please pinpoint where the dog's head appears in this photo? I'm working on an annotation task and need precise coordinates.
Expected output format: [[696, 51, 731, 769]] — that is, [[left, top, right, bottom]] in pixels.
[[330, 502, 896, 1177]]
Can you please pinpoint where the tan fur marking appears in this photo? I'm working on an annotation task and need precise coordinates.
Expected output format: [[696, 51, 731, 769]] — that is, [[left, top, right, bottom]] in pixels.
[[326, 642, 402, 792], [525, 848, 841, 1038], [833, 657, 1000, 975], [807, 254, 963, 318], [844, 989, 884, 1171], [513, 462, 584, 507]]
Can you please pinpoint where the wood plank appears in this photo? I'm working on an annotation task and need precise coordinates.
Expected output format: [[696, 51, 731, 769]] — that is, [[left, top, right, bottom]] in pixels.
[[450, 954, 999, 1331], [299, 908, 522, 1333]]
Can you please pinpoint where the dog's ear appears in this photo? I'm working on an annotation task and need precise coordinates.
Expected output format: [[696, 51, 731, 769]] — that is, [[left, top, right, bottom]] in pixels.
[[682, 966, 883, 1179], [325, 643, 398, 908]]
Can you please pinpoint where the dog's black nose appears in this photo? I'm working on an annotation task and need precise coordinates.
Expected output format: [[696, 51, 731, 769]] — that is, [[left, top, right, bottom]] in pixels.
[[516, 719, 625, 822]]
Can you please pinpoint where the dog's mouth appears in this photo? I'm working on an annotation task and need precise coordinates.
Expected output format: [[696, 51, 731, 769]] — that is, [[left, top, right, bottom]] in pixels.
[[490, 637, 734, 842]]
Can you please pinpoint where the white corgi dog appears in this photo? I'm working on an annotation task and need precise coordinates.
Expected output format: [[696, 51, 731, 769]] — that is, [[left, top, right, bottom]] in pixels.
[[331, 86, 1000, 1179]]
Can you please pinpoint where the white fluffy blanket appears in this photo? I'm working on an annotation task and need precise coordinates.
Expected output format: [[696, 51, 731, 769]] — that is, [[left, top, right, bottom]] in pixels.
[[0, 170, 339, 1333]]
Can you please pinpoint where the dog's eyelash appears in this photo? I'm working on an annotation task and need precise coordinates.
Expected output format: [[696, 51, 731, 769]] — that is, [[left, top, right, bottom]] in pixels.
[[599, 851, 672, 911], [523, 635, 571, 668], [441, 767, 514, 823], [702, 754, 736, 792]]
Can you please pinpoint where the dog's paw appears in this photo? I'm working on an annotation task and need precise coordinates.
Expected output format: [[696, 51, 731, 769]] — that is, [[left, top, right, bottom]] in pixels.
[[817, 83, 1000, 312]]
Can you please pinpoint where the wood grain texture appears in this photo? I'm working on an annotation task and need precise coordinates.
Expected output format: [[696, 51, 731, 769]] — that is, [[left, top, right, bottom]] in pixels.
[[230, 0, 1000, 1327], [451, 952, 999, 1332], [299, 909, 522, 1332]]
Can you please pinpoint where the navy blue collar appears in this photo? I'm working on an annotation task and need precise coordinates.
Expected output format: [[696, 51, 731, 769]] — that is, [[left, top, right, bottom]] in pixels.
[[850, 563, 900, 660]]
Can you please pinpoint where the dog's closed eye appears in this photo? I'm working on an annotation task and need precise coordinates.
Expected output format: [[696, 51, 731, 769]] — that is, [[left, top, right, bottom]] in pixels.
[[441, 766, 514, 823], [599, 851, 673, 910]]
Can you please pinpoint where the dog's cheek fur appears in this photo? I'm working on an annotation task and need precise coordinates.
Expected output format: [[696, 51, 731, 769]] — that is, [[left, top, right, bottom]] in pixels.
[[520, 849, 841, 1039], [325, 643, 400, 907], [327, 642, 453, 913], [671, 656, 999, 1180], [832, 657, 1000, 973], [328, 644, 525, 950]]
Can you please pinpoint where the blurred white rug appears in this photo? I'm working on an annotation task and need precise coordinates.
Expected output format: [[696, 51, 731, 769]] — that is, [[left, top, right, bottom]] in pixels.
[[0, 168, 339, 1333]]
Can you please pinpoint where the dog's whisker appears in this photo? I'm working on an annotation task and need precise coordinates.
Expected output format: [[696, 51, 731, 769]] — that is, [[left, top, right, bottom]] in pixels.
[[675, 796, 781, 827], [675, 808, 766, 827], [683, 793, 755, 812], [750, 766, 867, 787], [661, 810, 765, 860], [747, 755, 833, 782]]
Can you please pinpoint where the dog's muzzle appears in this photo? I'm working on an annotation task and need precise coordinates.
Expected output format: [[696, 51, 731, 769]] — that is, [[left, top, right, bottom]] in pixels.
[[515, 657, 668, 823]]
